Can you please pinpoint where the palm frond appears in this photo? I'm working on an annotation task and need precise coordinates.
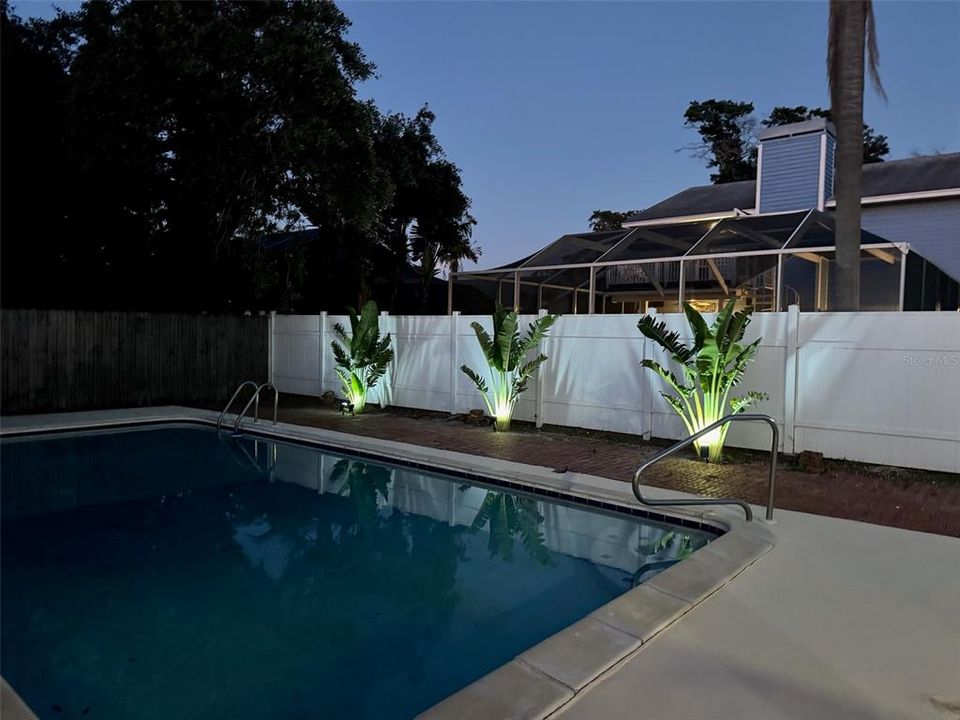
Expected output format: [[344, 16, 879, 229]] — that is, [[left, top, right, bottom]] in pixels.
[[864, 1, 886, 101]]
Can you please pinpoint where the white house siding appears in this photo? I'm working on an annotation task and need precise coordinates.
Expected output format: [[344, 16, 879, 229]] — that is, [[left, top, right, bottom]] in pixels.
[[861, 198, 960, 281]]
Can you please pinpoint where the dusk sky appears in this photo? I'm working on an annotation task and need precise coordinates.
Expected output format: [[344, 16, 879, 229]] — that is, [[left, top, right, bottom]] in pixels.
[[16, 1, 960, 270]]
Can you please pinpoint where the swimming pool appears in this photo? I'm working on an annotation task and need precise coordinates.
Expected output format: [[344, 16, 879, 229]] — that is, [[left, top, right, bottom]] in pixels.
[[1, 424, 714, 719]]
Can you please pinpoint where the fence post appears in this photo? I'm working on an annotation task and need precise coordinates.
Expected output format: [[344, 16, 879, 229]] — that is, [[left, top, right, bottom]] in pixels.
[[268, 310, 276, 386], [643, 307, 656, 440], [318, 311, 327, 398], [450, 311, 460, 414], [379, 310, 393, 408], [783, 304, 800, 455], [535, 309, 547, 428]]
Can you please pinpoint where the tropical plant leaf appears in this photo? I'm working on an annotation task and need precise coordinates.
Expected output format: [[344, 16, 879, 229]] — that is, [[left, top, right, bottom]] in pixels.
[[468, 321, 496, 368], [460, 364, 489, 394], [519, 314, 558, 357], [682, 303, 710, 352], [640, 359, 691, 398], [331, 340, 350, 369], [496, 309, 519, 372], [329, 300, 392, 412], [637, 316, 693, 363], [730, 390, 768, 414], [661, 393, 688, 418], [464, 306, 556, 430], [639, 300, 765, 462]]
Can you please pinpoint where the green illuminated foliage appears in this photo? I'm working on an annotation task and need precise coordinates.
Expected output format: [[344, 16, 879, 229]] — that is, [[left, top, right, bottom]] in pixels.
[[460, 305, 557, 432], [331, 300, 394, 414], [638, 299, 767, 463]]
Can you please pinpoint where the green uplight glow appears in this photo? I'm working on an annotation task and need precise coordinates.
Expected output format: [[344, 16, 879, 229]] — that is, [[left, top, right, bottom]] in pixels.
[[695, 423, 723, 459], [331, 301, 393, 416], [638, 299, 767, 463], [461, 306, 558, 433]]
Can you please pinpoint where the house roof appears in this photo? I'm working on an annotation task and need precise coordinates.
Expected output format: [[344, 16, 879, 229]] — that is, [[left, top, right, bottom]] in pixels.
[[626, 152, 960, 223]]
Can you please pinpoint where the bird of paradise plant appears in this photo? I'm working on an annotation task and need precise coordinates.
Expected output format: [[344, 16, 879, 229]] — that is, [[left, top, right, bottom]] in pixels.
[[331, 300, 394, 415], [460, 305, 557, 432], [637, 299, 767, 463]]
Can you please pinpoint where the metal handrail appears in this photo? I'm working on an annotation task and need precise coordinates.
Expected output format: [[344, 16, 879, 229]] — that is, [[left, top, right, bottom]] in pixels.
[[233, 382, 279, 433], [632, 413, 779, 522], [217, 381, 260, 433]]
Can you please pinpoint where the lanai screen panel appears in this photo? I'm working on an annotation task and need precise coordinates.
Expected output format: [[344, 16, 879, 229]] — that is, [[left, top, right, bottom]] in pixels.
[[597, 220, 717, 263], [515, 266, 593, 314], [784, 210, 892, 250], [687, 211, 809, 255], [520, 230, 630, 268]]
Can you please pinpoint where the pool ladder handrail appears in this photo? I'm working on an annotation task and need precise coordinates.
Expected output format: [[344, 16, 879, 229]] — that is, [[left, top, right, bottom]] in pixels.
[[632, 413, 779, 523], [217, 381, 279, 434]]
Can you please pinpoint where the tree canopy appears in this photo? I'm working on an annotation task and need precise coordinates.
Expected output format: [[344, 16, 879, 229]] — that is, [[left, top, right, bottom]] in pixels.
[[0, 0, 478, 312], [588, 209, 641, 232], [683, 98, 889, 184]]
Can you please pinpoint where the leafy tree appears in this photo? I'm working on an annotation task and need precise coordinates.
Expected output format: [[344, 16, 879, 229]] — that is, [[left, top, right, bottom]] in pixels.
[[683, 100, 758, 183], [371, 108, 478, 310], [0, 2, 77, 308], [828, 0, 886, 311], [68, 1, 384, 309], [683, 98, 890, 185], [588, 210, 641, 232], [1, 1, 478, 312], [460, 306, 557, 432], [637, 299, 767, 463], [331, 300, 394, 414], [762, 106, 889, 163]]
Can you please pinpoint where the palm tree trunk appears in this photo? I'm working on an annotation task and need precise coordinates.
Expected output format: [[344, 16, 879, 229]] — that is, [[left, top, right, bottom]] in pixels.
[[830, 0, 867, 311]]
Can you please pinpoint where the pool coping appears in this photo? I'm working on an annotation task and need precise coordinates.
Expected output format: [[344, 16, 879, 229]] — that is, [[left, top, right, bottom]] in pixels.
[[0, 407, 775, 720]]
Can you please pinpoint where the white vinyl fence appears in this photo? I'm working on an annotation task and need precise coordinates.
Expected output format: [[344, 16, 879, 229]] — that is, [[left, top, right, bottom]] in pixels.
[[271, 310, 960, 473]]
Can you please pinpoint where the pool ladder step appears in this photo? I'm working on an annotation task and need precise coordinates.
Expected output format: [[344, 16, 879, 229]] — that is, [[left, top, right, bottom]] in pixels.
[[631, 413, 779, 522], [218, 381, 280, 434]]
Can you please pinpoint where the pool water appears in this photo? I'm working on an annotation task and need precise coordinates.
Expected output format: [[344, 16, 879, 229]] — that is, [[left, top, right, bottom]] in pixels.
[[1, 425, 711, 719]]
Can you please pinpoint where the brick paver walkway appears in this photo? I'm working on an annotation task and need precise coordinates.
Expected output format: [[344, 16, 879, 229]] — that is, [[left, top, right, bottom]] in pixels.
[[253, 397, 960, 538]]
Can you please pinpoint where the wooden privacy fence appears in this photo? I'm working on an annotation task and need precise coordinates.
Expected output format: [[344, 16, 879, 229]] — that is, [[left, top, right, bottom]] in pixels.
[[1, 310, 269, 414]]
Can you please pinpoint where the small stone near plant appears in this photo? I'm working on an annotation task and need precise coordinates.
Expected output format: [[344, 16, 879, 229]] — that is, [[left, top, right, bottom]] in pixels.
[[319, 391, 337, 406], [465, 409, 490, 426], [798, 451, 824, 474]]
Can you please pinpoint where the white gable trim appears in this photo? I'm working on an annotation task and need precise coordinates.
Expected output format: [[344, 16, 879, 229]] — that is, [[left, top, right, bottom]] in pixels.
[[826, 187, 960, 207], [624, 187, 960, 229], [622, 209, 747, 228]]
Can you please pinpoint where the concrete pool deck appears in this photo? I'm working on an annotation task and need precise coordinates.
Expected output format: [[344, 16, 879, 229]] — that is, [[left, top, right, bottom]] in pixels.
[[554, 507, 959, 720], [2, 407, 958, 720]]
